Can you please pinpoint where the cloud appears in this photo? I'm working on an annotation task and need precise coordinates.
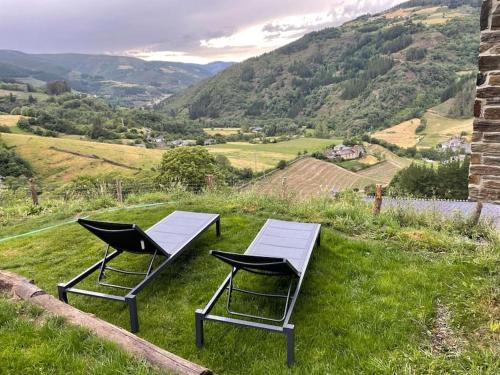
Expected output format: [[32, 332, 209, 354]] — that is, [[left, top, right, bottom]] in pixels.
[[0, 0, 405, 63]]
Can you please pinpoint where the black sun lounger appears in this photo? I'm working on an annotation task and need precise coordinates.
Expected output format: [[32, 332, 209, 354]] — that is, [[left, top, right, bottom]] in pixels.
[[58, 210, 220, 332], [195, 219, 320, 366]]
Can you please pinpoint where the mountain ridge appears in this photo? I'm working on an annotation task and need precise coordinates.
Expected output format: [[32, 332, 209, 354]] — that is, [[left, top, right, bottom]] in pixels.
[[162, 0, 480, 136], [0, 49, 234, 106]]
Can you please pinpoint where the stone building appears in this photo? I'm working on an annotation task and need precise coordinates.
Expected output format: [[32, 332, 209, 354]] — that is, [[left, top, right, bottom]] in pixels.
[[469, 0, 500, 203]]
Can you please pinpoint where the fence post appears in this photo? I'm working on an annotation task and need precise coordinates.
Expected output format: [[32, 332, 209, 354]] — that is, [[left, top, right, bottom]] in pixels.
[[471, 201, 483, 226], [116, 179, 123, 204], [206, 175, 215, 191], [373, 184, 382, 216], [281, 177, 288, 199], [29, 178, 39, 206]]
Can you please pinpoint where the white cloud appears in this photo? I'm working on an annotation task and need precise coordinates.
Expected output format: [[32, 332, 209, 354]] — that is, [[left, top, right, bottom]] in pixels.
[[199, 11, 334, 50]]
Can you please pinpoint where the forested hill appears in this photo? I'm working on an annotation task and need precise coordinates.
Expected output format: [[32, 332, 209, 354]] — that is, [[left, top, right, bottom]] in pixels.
[[163, 0, 480, 135]]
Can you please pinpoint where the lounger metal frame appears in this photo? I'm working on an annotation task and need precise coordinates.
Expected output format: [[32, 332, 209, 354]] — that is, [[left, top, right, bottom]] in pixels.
[[58, 214, 220, 333], [195, 223, 320, 366]]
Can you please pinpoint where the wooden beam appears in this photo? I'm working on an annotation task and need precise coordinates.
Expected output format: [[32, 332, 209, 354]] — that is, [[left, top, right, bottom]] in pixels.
[[0, 270, 212, 375]]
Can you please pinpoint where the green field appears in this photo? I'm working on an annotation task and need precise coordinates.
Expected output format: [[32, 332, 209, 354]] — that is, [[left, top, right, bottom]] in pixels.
[[0, 192, 497, 374], [208, 138, 339, 170], [0, 133, 164, 183], [1, 133, 339, 184], [0, 89, 49, 101]]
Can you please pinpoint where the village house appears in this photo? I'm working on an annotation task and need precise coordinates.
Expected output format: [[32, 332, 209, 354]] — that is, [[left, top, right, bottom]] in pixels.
[[250, 127, 263, 133], [204, 138, 217, 146], [438, 136, 471, 154], [325, 144, 366, 160]]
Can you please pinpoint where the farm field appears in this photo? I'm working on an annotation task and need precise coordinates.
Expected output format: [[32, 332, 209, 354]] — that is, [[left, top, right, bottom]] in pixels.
[[0, 114, 23, 127], [357, 161, 403, 185], [372, 118, 421, 148], [2, 133, 339, 184], [0, 89, 49, 101], [249, 157, 384, 196], [418, 112, 473, 148], [203, 127, 240, 136], [0, 133, 164, 184], [208, 138, 337, 170]]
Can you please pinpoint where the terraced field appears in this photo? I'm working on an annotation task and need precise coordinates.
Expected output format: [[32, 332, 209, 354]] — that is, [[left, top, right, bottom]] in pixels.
[[357, 161, 403, 185], [249, 157, 384, 197]]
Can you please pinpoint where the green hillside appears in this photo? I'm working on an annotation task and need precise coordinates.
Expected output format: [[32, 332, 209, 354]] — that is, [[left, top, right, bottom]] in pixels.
[[163, 0, 480, 135]]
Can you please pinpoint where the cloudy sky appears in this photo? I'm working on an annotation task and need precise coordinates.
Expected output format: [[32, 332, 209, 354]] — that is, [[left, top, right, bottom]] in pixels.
[[0, 0, 405, 64]]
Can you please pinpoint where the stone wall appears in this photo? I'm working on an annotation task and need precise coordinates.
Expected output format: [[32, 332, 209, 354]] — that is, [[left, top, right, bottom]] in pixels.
[[470, 0, 500, 203]]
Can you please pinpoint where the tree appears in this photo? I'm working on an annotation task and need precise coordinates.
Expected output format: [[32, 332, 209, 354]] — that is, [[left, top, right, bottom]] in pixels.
[[277, 160, 287, 169], [156, 146, 221, 191], [389, 158, 469, 199], [46, 80, 71, 95], [314, 122, 330, 138], [28, 94, 37, 104], [9, 93, 16, 103], [240, 66, 255, 82]]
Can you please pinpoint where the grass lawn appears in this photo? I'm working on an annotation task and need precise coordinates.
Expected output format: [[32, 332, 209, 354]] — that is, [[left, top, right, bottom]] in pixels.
[[0, 193, 497, 374], [207, 138, 338, 171], [0, 297, 163, 374]]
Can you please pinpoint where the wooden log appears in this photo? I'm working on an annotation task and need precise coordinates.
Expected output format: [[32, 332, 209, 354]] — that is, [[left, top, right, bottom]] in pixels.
[[373, 184, 383, 216], [0, 270, 212, 375]]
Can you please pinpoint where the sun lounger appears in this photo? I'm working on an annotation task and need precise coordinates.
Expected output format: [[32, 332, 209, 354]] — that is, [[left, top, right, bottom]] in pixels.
[[58, 210, 220, 332], [195, 218, 320, 366]]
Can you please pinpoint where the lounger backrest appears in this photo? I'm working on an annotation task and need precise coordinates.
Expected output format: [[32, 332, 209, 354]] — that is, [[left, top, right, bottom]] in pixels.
[[245, 219, 320, 275], [211, 250, 300, 277], [78, 218, 167, 256]]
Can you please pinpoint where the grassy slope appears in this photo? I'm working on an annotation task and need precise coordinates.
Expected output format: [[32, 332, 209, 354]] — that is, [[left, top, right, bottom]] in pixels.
[[371, 118, 421, 148], [370, 111, 473, 150], [0, 193, 497, 374], [1, 133, 336, 182], [0, 297, 163, 374], [0, 114, 23, 127], [419, 111, 473, 148], [1, 133, 164, 183], [207, 138, 337, 170]]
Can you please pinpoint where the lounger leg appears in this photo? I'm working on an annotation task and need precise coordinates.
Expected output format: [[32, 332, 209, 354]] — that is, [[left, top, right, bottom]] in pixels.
[[126, 295, 139, 333], [316, 230, 321, 247], [195, 309, 204, 348], [284, 324, 295, 367], [215, 218, 221, 237], [57, 284, 68, 303]]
